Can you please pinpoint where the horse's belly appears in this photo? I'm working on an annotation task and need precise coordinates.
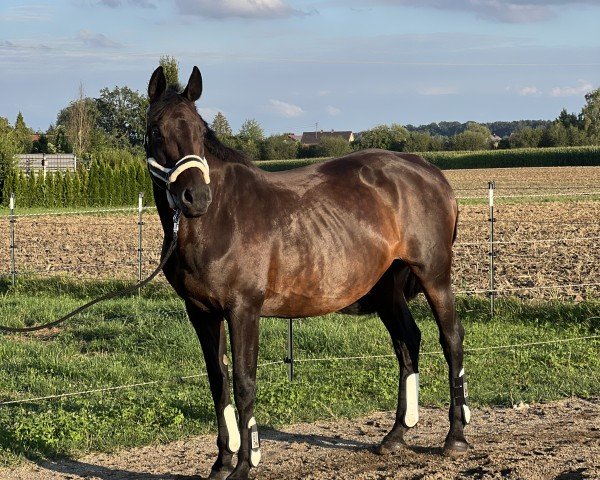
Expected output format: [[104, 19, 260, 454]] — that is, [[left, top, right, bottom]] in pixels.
[[261, 247, 391, 317]]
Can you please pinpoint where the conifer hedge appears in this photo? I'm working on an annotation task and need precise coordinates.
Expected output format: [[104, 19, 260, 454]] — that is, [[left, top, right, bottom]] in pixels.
[[3, 145, 598, 209], [1, 160, 153, 209]]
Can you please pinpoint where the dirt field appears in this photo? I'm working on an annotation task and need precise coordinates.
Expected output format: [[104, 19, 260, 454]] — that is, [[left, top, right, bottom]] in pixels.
[[2, 166, 599, 299], [1, 397, 598, 480]]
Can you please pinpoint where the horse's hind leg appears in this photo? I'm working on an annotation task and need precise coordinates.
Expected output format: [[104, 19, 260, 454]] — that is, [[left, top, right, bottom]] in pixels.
[[413, 267, 470, 456], [374, 265, 422, 455]]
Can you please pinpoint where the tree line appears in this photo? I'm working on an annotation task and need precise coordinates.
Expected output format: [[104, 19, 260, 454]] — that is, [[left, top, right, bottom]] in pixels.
[[1, 55, 599, 206]]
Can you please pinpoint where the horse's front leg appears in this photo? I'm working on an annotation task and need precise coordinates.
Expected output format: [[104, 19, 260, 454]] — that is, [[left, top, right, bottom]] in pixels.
[[187, 302, 238, 480], [226, 305, 261, 480]]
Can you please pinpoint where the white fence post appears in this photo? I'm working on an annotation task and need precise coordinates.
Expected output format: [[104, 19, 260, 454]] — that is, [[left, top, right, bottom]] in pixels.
[[9, 193, 16, 286], [488, 181, 496, 316]]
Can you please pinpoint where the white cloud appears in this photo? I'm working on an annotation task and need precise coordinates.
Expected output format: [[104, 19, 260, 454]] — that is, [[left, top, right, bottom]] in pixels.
[[326, 105, 341, 116], [418, 86, 458, 96], [269, 99, 304, 118], [517, 86, 542, 96], [550, 80, 594, 97], [174, 0, 297, 19], [76, 30, 122, 49]]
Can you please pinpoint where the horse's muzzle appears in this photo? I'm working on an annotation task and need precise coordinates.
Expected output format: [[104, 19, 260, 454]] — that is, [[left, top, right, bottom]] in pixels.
[[177, 183, 212, 217]]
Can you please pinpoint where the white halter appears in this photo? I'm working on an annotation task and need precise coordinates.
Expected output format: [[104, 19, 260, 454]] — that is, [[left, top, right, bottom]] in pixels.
[[146, 155, 210, 209]]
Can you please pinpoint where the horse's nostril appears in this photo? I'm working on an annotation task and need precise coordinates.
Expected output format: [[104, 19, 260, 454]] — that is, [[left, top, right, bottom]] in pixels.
[[183, 189, 194, 205]]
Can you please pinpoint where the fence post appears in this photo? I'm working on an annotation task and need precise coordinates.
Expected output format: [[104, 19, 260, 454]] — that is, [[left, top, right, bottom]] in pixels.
[[285, 318, 294, 381], [9, 192, 16, 286], [488, 181, 495, 317], [137, 192, 144, 290]]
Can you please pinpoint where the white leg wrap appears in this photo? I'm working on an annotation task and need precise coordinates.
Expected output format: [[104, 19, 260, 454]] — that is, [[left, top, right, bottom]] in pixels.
[[404, 373, 419, 428], [462, 405, 471, 425], [223, 404, 240, 453], [458, 368, 471, 425], [248, 417, 261, 467]]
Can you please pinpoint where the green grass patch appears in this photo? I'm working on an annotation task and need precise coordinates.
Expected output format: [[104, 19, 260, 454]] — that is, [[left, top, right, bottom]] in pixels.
[[0, 279, 598, 464]]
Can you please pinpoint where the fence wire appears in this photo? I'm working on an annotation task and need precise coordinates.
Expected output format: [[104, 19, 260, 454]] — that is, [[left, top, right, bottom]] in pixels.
[[1, 331, 598, 407], [0, 187, 598, 410], [2, 187, 599, 298]]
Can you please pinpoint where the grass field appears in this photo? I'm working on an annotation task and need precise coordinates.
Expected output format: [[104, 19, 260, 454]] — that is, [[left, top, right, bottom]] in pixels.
[[0, 165, 599, 466], [0, 278, 598, 464]]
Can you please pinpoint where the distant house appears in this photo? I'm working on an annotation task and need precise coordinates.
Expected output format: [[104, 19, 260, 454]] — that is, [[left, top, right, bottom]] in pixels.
[[287, 134, 303, 142], [490, 134, 502, 149], [301, 130, 354, 146]]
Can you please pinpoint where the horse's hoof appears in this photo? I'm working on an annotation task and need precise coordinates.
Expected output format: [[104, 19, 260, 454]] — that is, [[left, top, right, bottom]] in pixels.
[[224, 467, 250, 480], [225, 474, 248, 480], [208, 467, 234, 480], [442, 438, 470, 457], [374, 438, 407, 456]]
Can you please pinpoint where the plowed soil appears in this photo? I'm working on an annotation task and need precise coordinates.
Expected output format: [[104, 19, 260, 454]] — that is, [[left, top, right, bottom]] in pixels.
[[2, 398, 598, 480], [2, 166, 600, 299]]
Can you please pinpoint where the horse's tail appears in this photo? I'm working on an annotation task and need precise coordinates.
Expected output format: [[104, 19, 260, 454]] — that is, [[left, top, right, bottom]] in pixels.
[[404, 202, 459, 301]]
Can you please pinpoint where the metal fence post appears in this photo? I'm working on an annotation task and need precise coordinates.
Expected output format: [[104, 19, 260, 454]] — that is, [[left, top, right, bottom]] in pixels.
[[137, 192, 144, 290], [9, 192, 16, 286], [285, 318, 294, 381], [488, 181, 495, 317]]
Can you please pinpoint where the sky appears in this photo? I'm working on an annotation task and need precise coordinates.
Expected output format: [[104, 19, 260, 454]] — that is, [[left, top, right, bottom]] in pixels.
[[1, 0, 599, 135]]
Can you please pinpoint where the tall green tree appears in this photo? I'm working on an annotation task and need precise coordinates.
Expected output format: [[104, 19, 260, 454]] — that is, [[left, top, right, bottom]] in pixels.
[[403, 131, 433, 152], [159, 55, 180, 88], [60, 83, 94, 156], [14, 112, 33, 153], [239, 118, 264, 141], [451, 122, 492, 151], [0, 117, 18, 203], [580, 88, 600, 141], [509, 126, 543, 148], [556, 108, 580, 129], [355, 124, 408, 151], [260, 134, 299, 160], [95, 86, 148, 149], [315, 136, 352, 157], [211, 112, 233, 137]]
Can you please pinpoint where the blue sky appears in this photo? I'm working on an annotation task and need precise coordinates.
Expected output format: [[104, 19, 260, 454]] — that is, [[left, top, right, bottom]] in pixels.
[[1, 0, 599, 135]]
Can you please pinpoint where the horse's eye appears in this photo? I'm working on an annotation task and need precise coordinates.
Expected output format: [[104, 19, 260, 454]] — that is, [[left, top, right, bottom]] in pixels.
[[152, 128, 162, 142]]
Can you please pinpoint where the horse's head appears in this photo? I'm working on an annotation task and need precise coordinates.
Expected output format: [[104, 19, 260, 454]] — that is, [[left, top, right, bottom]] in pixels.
[[146, 66, 212, 218]]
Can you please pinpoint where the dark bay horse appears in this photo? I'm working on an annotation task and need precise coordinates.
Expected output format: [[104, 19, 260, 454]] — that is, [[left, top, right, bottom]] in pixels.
[[146, 66, 470, 480]]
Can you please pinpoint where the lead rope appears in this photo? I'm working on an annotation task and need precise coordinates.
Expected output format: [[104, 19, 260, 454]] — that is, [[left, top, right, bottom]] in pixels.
[[0, 211, 182, 333]]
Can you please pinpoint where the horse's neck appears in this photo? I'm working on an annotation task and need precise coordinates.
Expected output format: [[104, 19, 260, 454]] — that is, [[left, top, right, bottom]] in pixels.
[[153, 184, 175, 238], [152, 157, 265, 237]]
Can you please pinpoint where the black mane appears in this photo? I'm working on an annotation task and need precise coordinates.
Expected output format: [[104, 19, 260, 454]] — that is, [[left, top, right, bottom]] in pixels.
[[201, 118, 255, 168]]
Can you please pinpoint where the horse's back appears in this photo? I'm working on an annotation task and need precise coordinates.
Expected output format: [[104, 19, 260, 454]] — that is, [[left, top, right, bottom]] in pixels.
[[257, 149, 457, 317]]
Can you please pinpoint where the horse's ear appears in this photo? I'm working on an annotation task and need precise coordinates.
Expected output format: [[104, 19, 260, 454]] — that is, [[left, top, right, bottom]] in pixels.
[[148, 66, 166, 103], [183, 66, 203, 102]]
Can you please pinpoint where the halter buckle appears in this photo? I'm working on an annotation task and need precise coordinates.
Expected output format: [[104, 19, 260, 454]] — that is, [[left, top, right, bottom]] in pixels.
[[173, 210, 181, 235]]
